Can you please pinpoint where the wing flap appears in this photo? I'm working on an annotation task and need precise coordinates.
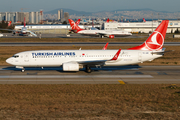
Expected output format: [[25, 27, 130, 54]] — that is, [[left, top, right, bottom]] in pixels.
[[78, 60, 107, 65]]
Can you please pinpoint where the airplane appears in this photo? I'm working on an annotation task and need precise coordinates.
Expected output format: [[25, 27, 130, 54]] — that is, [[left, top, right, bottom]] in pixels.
[[68, 19, 132, 38], [6, 20, 169, 73], [0, 17, 37, 37], [80, 19, 88, 25]]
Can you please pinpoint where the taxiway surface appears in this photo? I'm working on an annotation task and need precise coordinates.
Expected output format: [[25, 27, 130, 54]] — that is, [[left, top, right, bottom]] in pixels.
[[0, 65, 179, 84]]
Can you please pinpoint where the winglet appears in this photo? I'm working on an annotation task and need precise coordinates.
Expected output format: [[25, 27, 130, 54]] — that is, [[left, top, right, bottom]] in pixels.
[[111, 49, 121, 60], [102, 43, 109, 50]]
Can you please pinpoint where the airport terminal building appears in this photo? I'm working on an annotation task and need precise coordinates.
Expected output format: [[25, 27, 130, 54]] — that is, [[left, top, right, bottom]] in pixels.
[[14, 24, 102, 34], [104, 20, 180, 33], [14, 20, 180, 34]]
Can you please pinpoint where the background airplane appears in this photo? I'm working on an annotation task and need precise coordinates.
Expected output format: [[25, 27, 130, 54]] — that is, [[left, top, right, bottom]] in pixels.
[[68, 19, 132, 38], [6, 20, 169, 73], [0, 17, 37, 37]]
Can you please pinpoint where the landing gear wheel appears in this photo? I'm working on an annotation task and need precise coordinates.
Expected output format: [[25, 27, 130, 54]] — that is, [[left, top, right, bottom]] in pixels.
[[21, 69, 25, 72], [99, 35, 104, 38], [86, 66, 92, 73]]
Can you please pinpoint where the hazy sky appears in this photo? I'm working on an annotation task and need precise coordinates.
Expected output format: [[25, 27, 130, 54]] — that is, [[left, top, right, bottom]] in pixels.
[[1, 0, 180, 12]]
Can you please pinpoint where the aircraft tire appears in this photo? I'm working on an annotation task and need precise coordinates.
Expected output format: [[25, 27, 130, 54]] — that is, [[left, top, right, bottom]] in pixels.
[[21, 69, 25, 72], [86, 66, 92, 73]]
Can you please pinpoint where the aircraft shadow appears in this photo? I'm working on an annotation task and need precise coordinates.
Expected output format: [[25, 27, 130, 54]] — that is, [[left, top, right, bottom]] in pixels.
[[2, 65, 141, 73]]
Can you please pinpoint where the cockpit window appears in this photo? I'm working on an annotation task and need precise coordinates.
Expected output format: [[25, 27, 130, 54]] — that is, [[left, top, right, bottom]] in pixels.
[[13, 55, 19, 58]]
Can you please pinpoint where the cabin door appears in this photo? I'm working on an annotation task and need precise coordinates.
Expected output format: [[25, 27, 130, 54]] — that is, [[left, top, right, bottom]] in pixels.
[[24, 53, 29, 62], [138, 52, 142, 61]]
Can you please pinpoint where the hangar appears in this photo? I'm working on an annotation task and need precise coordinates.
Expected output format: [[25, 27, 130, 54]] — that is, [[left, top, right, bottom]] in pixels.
[[14, 20, 180, 34], [104, 20, 180, 33], [14, 24, 102, 34]]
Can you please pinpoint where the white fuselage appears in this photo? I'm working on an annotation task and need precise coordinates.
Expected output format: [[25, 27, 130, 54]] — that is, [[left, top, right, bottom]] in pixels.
[[78, 30, 132, 37], [0, 34, 3, 37], [21, 27, 27, 34], [6, 49, 162, 68]]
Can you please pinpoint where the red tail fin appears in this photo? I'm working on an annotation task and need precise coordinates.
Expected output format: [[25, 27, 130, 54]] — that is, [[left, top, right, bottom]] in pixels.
[[24, 17, 26, 27], [92, 18, 94, 27], [106, 18, 109, 23], [8, 21, 12, 27], [68, 19, 83, 33], [143, 18, 146, 22], [128, 20, 169, 51]]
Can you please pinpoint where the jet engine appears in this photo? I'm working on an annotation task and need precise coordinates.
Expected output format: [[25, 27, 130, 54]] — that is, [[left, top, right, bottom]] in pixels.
[[109, 35, 114, 38], [63, 62, 79, 71]]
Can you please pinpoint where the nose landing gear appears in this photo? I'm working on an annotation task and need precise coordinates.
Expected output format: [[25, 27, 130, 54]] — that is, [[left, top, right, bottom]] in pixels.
[[21, 68, 25, 72]]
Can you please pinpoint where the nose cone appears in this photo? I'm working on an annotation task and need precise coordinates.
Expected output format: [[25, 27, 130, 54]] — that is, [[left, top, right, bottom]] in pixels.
[[6, 58, 13, 65]]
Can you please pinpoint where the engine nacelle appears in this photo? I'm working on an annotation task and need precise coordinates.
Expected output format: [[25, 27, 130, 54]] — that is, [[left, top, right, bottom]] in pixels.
[[63, 62, 79, 71], [109, 35, 114, 38]]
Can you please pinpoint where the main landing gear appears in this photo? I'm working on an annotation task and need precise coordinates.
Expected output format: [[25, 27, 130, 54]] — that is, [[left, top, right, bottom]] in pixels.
[[86, 66, 92, 73]]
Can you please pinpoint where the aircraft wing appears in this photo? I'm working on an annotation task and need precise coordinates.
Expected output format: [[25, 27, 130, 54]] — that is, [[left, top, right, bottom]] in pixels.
[[0, 28, 18, 32], [28, 31, 37, 37], [77, 49, 121, 66], [96, 32, 112, 37], [78, 60, 107, 65]]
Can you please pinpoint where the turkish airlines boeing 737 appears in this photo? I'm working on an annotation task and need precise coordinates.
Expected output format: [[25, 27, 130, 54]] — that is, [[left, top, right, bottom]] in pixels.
[[6, 20, 169, 73], [68, 19, 132, 38]]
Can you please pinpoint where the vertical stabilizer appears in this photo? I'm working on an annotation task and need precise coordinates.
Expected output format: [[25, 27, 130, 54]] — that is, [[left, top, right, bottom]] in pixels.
[[68, 19, 83, 33], [106, 18, 109, 23], [143, 18, 146, 22], [128, 20, 169, 51], [24, 17, 26, 27]]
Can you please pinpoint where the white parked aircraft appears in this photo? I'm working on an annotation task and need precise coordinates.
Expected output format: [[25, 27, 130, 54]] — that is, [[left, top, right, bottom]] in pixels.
[[6, 20, 169, 72], [69, 19, 132, 38]]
